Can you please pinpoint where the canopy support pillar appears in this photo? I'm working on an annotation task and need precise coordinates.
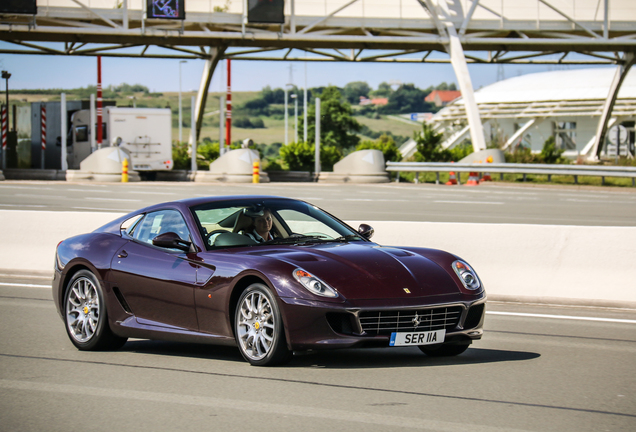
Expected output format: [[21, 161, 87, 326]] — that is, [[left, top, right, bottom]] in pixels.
[[194, 46, 226, 142], [590, 52, 635, 160]]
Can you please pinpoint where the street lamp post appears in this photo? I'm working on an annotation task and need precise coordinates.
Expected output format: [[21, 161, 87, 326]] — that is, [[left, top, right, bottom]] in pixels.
[[178, 60, 187, 143], [284, 83, 294, 145], [1, 70, 10, 171], [291, 94, 298, 143], [284, 85, 288, 146]]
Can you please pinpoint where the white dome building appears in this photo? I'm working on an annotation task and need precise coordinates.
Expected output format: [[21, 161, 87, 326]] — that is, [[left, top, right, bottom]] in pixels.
[[432, 68, 636, 158]]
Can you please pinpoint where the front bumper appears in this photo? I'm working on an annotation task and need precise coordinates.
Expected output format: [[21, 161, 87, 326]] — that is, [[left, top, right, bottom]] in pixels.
[[278, 292, 486, 351]]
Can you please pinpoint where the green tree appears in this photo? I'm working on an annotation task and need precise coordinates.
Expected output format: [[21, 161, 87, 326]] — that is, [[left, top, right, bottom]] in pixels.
[[380, 84, 433, 114], [343, 81, 371, 104], [371, 82, 394, 98], [414, 123, 452, 162], [298, 86, 361, 151]]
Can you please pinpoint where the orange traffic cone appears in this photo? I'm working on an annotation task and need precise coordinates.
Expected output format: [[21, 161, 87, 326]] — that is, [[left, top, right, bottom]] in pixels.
[[446, 171, 458, 185], [466, 172, 480, 186]]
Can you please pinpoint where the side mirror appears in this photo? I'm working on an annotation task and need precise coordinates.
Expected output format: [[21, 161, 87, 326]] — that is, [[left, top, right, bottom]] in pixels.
[[152, 232, 192, 252], [357, 224, 374, 240]]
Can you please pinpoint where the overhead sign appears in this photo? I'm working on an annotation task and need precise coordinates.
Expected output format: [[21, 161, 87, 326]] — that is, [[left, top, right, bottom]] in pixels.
[[608, 125, 628, 145], [0, 0, 37, 14], [146, 0, 185, 20], [248, 0, 285, 24]]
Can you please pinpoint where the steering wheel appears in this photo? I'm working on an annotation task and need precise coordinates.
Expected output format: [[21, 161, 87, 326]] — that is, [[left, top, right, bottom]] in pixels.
[[205, 229, 230, 245]]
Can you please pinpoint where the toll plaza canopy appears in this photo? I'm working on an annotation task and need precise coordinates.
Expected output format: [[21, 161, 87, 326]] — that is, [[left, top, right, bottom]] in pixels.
[[2, 0, 636, 158]]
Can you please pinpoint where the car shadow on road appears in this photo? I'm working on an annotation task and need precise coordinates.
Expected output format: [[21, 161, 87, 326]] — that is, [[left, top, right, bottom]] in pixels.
[[287, 346, 540, 369], [119, 340, 539, 369]]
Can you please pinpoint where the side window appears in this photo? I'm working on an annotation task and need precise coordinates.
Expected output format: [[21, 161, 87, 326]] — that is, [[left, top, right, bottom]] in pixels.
[[133, 210, 191, 246], [74, 125, 88, 143]]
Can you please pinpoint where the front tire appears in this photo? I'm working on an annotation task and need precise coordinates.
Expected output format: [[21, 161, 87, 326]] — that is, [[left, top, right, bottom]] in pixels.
[[234, 283, 292, 366], [64, 269, 127, 351]]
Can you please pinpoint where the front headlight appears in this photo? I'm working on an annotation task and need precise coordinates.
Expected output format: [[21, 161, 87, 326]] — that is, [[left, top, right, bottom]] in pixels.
[[292, 268, 338, 298], [452, 260, 481, 291]]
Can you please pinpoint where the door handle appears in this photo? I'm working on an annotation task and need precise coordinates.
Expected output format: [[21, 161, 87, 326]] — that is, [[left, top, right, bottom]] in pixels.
[[118, 250, 128, 258]]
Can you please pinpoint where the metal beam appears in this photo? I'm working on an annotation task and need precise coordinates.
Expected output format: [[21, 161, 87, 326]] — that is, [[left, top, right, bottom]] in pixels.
[[537, 0, 601, 39], [194, 46, 226, 141], [297, 0, 360, 35], [459, 0, 480, 37], [590, 52, 636, 160], [433, 0, 487, 152], [502, 118, 543, 151], [69, 0, 120, 29]]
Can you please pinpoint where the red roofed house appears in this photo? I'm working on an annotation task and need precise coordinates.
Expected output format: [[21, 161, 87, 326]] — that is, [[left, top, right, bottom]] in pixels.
[[359, 96, 389, 106], [425, 90, 461, 107]]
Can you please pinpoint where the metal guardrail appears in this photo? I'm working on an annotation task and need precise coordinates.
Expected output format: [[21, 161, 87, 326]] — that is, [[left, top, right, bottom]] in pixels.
[[386, 162, 636, 185]]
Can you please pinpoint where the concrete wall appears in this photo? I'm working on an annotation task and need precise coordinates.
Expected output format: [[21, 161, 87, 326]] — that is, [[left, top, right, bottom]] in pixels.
[[3, 210, 634, 307]]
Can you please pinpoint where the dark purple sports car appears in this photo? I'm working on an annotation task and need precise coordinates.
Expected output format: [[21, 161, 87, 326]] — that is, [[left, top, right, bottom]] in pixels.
[[53, 196, 486, 366]]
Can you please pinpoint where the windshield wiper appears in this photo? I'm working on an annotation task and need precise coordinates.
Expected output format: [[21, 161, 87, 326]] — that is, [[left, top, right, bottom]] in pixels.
[[331, 234, 362, 242], [262, 235, 327, 245]]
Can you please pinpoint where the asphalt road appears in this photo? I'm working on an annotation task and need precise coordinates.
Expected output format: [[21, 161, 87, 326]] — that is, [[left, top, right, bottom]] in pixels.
[[1, 180, 636, 226], [0, 273, 634, 431]]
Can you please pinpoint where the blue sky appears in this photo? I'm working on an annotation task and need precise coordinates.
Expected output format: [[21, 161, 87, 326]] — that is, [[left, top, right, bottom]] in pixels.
[[0, 50, 608, 93]]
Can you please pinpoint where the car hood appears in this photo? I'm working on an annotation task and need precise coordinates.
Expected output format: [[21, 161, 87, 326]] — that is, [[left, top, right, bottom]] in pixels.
[[244, 242, 461, 300]]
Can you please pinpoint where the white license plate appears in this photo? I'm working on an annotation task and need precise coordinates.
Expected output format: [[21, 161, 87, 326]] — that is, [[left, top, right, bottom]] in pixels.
[[389, 329, 445, 346]]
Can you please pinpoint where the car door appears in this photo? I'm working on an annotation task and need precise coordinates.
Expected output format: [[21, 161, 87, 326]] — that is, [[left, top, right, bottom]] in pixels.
[[110, 209, 199, 330]]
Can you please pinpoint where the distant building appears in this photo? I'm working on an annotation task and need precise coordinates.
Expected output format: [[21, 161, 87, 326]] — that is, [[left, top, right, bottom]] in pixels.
[[429, 68, 636, 159], [425, 90, 462, 107], [359, 96, 389, 106]]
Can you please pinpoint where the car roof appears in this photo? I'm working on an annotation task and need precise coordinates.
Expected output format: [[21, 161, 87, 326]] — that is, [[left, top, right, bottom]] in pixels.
[[140, 195, 299, 213]]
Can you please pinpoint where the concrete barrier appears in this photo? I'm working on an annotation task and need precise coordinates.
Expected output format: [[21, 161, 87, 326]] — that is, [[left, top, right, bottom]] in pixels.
[[2, 210, 634, 307], [318, 150, 390, 183]]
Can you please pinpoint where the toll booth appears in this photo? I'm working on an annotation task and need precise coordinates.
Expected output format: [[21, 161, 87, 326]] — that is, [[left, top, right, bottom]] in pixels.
[[30, 100, 115, 170]]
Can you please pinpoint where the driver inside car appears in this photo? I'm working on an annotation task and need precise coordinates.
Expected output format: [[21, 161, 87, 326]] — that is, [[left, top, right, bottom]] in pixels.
[[244, 208, 275, 243]]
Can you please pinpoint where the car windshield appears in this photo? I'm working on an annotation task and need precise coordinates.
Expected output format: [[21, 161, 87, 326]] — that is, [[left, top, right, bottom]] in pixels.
[[191, 198, 364, 250]]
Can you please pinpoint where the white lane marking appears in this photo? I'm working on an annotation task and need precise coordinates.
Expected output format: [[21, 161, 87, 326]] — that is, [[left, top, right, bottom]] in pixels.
[[0, 204, 47, 208], [71, 207, 135, 212], [0, 273, 51, 279], [14, 194, 66, 199], [66, 189, 111, 193], [85, 197, 141, 202], [345, 199, 409, 202], [486, 311, 636, 324], [0, 379, 527, 432], [0, 186, 53, 190], [122, 191, 178, 195], [434, 200, 504, 205], [0, 282, 51, 289]]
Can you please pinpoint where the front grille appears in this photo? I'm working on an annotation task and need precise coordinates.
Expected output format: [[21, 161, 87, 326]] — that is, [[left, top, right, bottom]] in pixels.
[[359, 306, 463, 336]]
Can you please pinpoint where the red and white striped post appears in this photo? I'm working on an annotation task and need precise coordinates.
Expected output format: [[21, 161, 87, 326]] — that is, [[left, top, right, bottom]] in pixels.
[[1, 105, 7, 170], [97, 56, 103, 149], [41, 104, 46, 169], [225, 59, 231, 152]]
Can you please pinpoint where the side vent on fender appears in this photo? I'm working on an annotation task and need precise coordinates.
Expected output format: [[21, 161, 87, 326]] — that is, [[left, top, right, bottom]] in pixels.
[[113, 287, 133, 314]]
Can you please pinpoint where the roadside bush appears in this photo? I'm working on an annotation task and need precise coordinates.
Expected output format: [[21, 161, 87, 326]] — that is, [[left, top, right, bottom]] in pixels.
[[280, 141, 314, 171], [172, 141, 190, 169], [540, 136, 568, 164], [356, 134, 401, 162], [279, 141, 343, 171]]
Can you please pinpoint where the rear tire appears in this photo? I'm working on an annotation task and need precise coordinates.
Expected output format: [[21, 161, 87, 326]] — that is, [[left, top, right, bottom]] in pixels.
[[418, 343, 470, 357], [234, 283, 292, 366], [64, 269, 127, 351]]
